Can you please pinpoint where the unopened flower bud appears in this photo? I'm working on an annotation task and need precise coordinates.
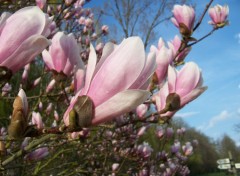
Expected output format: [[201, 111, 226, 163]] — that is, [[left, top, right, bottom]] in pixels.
[[112, 163, 119, 171], [8, 89, 28, 139], [32, 111, 44, 129], [46, 79, 56, 93], [101, 25, 109, 34], [182, 142, 193, 156], [136, 104, 148, 119], [46, 103, 53, 115], [25, 147, 49, 161], [32, 77, 41, 88], [165, 127, 174, 139]]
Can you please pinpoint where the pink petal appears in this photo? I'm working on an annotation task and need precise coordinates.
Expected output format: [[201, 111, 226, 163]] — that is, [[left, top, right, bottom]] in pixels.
[[49, 32, 68, 72], [181, 87, 207, 106], [1, 35, 50, 73], [87, 37, 145, 106], [0, 7, 46, 62], [94, 42, 117, 74], [176, 62, 201, 97], [82, 44, 97, 94], [92, 90, 150, 125], [18, 89, 28, 117], [130, 51, 156, 89], [167, 65, 177, 93], [42, 50, 54, 70], [74, 68, 85, 92]]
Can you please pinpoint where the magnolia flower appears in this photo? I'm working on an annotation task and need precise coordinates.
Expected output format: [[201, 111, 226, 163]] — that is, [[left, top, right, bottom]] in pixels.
[[0, 7, 50, 73], [64, 37, 156, 126], [25, 147, 49, 161], [136, 104, 148, 119], [171, 5, 195, 37], [32, 112, 44, 129], [182, 142, 193, 156], [168, 35, 191, 64], [150, 38, 173, 85], [155, 62, 207, 117], [7, 89, 28, 139], [36, 0, 46, 9], [208, 4, 229, 28], [42, 32, 84, 77], [101, 25, 109, 34]]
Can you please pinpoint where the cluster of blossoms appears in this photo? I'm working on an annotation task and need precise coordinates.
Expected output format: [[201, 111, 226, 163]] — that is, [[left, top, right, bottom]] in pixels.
[[0, 0, 229, 175]]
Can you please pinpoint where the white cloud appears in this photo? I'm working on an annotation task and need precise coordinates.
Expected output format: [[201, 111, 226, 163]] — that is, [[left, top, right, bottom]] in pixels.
[[174, 111, 199, 118], [207, 110, 232, 129]]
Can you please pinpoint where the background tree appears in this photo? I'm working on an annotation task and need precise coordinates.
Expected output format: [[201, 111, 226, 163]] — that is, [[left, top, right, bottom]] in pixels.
[[100, 0, 187, 48]]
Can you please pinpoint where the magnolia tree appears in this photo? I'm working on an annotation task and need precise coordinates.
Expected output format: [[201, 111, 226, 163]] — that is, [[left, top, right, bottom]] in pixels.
[[0, 0, 229, 175]]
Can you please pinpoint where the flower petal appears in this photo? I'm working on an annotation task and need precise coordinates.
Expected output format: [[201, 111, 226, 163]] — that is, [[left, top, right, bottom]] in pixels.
[[0, 7, 46, 62], [87, 37, 145, 106], [92, 90, 150, 125], [81, 44, 97, 94], [176, 62, 201, 97], [1, 35, 50, 73]]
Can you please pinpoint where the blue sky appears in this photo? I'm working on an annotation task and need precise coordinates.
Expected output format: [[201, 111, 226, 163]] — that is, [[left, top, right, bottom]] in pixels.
[[88, 0, 240, 144], [172, 0, 240, 145]]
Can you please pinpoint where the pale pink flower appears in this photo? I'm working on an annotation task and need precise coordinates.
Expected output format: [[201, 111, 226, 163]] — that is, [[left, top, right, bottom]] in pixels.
[[32, 112, 44, 129], [85, 18, 93, 27], [46, 79, 56, 93], [0, 7, 50, 73], [2, 83, 11, 96], [32, 77, 41, 88], [155, 62, 207, 117], [136, 104, 148, 119], [171, 5, 195, 36], [182, 142, 193, 156], [78, 16, 85, 25], [208, 4, 229, 27], [22, 64, 30, 83], [112, 163, 119, 171], [42, 32, 84, 76], [168, 35, 191, 63], [36, 0, 46, 9], [64, 37, 156, 126], [46, 103, 53, 115], [25, 147, 49, 161], [150, 39, 173, 85], [101, 25, 109, 34], [18, 89, 28, 117], [95, 42, 104, 52]]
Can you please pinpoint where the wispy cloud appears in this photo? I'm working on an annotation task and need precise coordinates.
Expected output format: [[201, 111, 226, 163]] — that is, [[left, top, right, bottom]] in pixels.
[[175, 111, 199, 118], [207, 110, 232, 129]]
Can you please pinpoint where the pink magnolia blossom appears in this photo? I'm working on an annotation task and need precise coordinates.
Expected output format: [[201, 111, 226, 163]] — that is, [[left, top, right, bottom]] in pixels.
[[0, 7, 50, 73], [155, 62, 207, 117], [208, 4, 229, 27], [46, 79, 56, 93], [182, 142, 193, 156], [64, 37, 156, 126], [42, 32, 84, 77], [18, 89, 28, 117], [32, 112, 44, 129], [101, 25, 109, 34], [150, 38, 173, 85], [36, 0, 46, 9], [136, 104, 148, 119], [168, 35, 191, 64], [171, 5, 195, 36], [25, 147, 49, 161]]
